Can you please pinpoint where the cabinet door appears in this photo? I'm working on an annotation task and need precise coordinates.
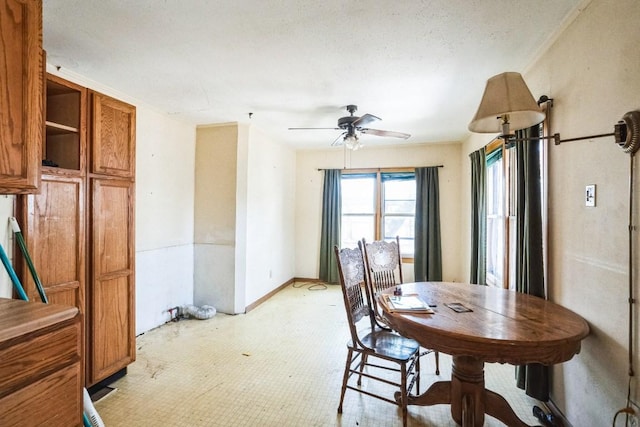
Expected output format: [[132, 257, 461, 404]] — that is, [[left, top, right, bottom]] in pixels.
[[0, 0, 43, 193], [89, 92, 135, 178], [88, 178, 135, 385], [17, 175, 85, 310]]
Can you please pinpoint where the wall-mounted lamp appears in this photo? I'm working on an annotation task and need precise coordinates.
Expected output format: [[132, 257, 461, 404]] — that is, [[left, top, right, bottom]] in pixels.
[[468, 72, 545, 138], [468, 71, 640, 155]]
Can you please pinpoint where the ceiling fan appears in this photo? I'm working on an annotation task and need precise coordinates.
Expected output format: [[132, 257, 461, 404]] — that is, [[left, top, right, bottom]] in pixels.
[[289, 105, 410, 150]]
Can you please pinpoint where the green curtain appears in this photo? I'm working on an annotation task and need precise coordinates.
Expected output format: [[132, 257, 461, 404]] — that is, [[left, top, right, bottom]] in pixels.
[[469, 148, 487, 285], [414, 167, 442, 281], [319, 169, 341, 284], [514, 125, 549, 402]]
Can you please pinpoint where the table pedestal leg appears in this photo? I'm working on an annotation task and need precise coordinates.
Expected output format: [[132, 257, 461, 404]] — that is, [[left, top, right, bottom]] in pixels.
[[406, 381, 452, 406], [404, 355, 532, 427], [450, 355, 531, 427], [484, 389, 531, 427], [451, 355, 485, 427]]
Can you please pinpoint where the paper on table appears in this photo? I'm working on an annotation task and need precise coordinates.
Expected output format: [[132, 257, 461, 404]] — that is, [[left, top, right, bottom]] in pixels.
[[380, 294, 434, 314]]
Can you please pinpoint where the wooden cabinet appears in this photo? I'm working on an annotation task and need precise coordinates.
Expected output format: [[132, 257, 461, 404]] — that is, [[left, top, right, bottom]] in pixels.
[[17, 74, 135, 388], [0, 298, 82, 427], [0, 0, 43, 194]]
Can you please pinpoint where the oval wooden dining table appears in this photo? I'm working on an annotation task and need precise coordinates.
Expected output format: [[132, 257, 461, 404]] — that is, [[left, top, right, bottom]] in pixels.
[[380, 282, 590, 427]]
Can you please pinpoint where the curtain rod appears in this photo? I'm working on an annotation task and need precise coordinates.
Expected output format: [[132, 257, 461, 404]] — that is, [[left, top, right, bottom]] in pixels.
[[317, 165, 444, 171]]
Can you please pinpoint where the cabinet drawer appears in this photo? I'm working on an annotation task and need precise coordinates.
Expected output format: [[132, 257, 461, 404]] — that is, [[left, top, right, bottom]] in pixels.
[[0, 363, 82, 427], [0, 319, 81, 397]]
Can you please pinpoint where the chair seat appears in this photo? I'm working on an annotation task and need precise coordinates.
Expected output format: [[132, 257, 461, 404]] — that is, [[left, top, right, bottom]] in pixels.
[[355, 330, 420, 361]]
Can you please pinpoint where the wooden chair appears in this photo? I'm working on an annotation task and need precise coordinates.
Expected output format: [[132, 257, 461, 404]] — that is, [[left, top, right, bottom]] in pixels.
[[361, 237, 440, 375], [334, 245, 420, 427]]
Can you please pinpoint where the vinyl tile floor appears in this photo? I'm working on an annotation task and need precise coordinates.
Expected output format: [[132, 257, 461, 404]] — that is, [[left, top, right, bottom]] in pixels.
[[95, 282, 542, 426]]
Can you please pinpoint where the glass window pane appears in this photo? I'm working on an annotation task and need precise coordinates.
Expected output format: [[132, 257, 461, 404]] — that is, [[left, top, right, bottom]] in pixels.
[[384, 200, 415, 214], [342, 178, 375, 214], [397, 238, 414, 258], [383, 216, 414, 256], [383, 178, 415, 257], [508, 216, 516, 290], [341, 215, 374, 249], [486, 158, 503, 216], [486, 215, 504, 287], [384, 180, 415, 203], [383, 217, 414, 240]]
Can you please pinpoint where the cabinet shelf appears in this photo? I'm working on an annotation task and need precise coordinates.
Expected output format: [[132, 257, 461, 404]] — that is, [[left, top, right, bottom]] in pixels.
[[44, 75, 85, 171]]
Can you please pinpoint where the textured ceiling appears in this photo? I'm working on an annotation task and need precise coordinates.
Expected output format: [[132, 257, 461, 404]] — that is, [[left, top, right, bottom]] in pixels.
[[43, 0, 587, 149]]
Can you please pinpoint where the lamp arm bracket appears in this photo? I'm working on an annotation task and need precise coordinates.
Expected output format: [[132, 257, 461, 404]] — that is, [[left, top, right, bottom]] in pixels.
[[548, 110, 640, 155], [553, 132, 615, 145]]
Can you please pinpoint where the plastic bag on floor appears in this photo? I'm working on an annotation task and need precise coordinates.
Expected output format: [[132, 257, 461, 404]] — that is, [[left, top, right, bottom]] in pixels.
[[182, 304, 216, 320]]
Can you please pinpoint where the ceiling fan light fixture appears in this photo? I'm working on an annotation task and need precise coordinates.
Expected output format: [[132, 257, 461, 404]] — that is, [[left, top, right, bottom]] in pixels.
[[344, 133, 361, 150], [468, 72, 546, 136]]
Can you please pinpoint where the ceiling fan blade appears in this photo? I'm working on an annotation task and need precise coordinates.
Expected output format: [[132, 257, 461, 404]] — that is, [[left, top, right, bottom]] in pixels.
[[288, 127, 340, 130], [331, 132, 347, 146], [360, 128, 411, 139], [352, 113, 381, 128]]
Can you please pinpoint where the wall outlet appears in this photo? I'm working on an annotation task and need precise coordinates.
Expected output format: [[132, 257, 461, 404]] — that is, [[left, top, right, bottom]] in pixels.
[[585, 184, 596, 207]]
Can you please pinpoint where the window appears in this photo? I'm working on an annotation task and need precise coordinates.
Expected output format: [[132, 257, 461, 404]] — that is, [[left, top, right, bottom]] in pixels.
[[486, 143, 506, 287], [485, 127, 545, 289], [341, 170, 416, 259]]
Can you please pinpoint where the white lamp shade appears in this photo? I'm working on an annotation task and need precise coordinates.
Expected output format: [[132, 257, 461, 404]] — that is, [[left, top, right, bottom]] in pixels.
[[468, 72, 545, 134]]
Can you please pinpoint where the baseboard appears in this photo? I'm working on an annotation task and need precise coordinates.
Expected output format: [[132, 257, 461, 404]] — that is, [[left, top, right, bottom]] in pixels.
[[245, 278, 295, 312], [293, 277, 326, 283], [545, 399, 571, 427], [244, 277, 334, 313]]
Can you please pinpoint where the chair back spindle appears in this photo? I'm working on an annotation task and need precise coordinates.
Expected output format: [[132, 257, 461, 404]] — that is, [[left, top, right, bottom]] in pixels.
[[361, 237, 403, 326], [335, 245, 373, 338]]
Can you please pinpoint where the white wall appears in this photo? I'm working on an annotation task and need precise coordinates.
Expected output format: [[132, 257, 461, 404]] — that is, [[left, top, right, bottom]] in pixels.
[[194, 123, 297, 313], [244, 126, 296, 306], [295, 142, 462, 282], [134, 107, 196, 335], [461, 0, 640, 424], [0, 196, 16, 298]]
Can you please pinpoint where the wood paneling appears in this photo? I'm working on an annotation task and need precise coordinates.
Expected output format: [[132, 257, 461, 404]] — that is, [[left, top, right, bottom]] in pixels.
[[0, 0, 42, 193]]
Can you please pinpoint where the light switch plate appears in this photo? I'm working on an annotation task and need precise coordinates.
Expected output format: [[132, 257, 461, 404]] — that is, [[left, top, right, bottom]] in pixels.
[[585, 184, 596, 207]]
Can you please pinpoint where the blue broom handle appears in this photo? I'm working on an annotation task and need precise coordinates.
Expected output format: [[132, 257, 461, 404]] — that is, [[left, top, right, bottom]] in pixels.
[[10, 217, 47, 303], [0, 241, 28, 301]]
